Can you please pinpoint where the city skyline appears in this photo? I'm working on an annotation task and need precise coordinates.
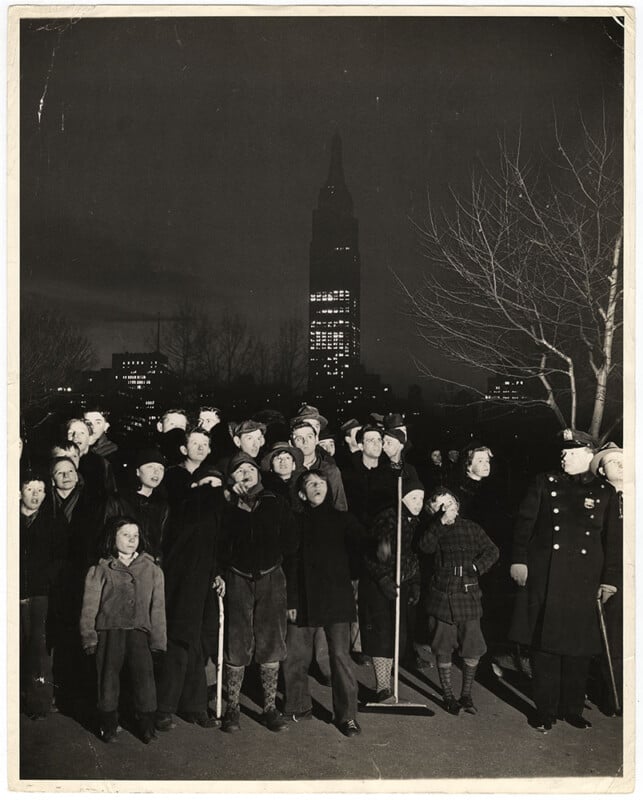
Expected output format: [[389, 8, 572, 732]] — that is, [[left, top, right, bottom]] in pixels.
[[20, 14, 624, 394]]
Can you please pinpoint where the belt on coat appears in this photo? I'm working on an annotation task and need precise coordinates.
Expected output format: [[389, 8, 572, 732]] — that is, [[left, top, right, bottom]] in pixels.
[[229, 562, 282, 581]]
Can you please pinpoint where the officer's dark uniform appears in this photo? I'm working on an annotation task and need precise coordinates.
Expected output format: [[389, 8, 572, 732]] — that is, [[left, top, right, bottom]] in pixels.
[[508, 431, 620, 728]]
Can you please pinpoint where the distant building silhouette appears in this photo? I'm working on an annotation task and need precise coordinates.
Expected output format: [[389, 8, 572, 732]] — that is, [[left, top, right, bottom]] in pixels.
[[112, 351, 169, 433], [308, 133, 362, 416]]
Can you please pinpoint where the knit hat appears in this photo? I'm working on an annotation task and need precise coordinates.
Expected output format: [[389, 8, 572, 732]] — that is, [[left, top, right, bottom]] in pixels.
[[402, 475, 425, 497], [135, 448, 167, 469]]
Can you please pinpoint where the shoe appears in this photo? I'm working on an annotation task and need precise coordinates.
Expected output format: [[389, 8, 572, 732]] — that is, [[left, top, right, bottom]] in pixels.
[[154, 712, 175, 732], [98, 710, 119, 743], [459, 695, 477, 714], [351, 652, 371, 666], [565, 714, 592, 729], [444, 697, 461, 716], [532, 715, 554, 733], [339, 719, 361, 737], [263, 707, 288, 732], [221, 708, 241, 733], [375, 688, 395, 703], [182, 711, 219, 728], [288, 709, 313, 722]]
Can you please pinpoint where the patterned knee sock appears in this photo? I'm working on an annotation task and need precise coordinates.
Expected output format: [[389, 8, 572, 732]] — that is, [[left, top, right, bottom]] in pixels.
[[437, 662, 454, 699], [372, 657, 393, 692], [224, 665, 245, 712], [259, 662, 280, 713], [461, 661, 478, 699]]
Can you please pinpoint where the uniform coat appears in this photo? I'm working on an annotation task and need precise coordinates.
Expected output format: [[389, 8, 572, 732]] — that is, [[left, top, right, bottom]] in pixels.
[[508, 470, 620, 657]]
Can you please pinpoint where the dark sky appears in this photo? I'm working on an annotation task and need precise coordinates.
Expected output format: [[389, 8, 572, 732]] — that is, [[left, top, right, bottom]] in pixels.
[[20, 14, 624, 391]]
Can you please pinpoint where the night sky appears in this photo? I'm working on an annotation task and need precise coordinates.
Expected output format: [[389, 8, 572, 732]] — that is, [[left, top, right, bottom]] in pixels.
[[20, 14, 624, 391]]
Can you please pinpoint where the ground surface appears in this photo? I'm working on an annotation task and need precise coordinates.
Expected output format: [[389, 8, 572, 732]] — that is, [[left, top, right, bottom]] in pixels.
[[17, 660, 623, 790]]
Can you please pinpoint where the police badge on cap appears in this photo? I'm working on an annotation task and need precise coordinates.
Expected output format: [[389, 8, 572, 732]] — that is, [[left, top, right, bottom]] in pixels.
[[558, 429, 598, 450]]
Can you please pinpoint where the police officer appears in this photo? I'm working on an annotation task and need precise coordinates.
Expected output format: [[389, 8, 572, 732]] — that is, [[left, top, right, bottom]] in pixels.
[[508, 429, 620, 732]]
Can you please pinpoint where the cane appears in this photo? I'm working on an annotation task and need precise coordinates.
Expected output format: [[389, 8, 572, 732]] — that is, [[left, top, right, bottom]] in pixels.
[[216, 593, 225, 720], [597, 596, 620, 714]]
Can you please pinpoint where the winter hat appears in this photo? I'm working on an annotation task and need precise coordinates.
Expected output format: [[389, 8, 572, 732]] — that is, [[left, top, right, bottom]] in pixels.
[[291, 404, 328, 430], [590, 442, 623, 476], [192, 464, 225, 483], [384, 412, 405, 429], [135, 448, 167, 469], [402, 475, 425, 497], [260, 442, 304, 472], [233, 420, 267, 438], [383, 428, 407, 445], [227, 451, 260, 479], [340, 418, 361, 435], [355, 424, 383, 444], [558, 428, 598, 451], [318, 427, 335, 444]]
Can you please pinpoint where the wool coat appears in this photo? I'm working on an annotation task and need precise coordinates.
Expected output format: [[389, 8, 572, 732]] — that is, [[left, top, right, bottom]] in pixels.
[[80, 552, 166, 651], [508, 470, 620, 656], [285, 500, 364, 627], [418, 516, 499, 623]]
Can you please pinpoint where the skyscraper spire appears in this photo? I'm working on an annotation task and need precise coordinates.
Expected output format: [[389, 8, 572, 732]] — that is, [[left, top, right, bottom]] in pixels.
[[318, 131, 353, 216]]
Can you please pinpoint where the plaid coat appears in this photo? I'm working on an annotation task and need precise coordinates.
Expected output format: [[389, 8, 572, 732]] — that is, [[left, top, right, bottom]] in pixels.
[[418, 516, 499, 623]]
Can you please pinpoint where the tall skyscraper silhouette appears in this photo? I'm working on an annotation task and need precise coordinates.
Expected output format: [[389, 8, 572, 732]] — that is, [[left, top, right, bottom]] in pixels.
[[308, 133, 361, 414]]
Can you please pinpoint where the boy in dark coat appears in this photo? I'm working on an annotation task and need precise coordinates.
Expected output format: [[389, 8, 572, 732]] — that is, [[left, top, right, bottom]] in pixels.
[[419, 487, 499, 715], [282, 470, 364, 737]]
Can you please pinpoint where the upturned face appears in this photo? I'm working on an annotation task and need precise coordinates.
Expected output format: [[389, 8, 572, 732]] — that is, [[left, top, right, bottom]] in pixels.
[[237, 430, 264, 458], [292, 427, 317, 458], [198, 411, 221, 432], [67, 421, 91, 455], [83, 412, 108, 444], [382, 435, 403, 461], [303, 475, 328, 507], [561, 447, 594, 475], [361, 431, 383, 459], [184, 432, 211, 463], [402, 489, 425, 516], [20, 480, 46, 513], [601, 453, 624, 485], [430, 450, 442, 466], [115, 523, 139, 556], [468, 450, 491, 479], [272, 451, 296, 479], [429, 492, 458, 517], [52, 461, 79, 492], [231, 462, 259, 490], [136, 462, 165, 490]]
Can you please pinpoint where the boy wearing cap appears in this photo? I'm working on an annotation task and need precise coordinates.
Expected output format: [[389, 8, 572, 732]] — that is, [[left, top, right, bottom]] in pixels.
[[509, 429, 620, 732], [419, 487, 499, 715], [164, 427, 211, 513], [218, 453, 297, 734], [282, 470, 364, 737], [260, 442, 304, 507], [290, 421, 347, 511]]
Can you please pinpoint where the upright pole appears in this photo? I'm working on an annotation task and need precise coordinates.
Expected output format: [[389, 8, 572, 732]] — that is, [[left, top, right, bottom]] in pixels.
[[392, 476, 403, 702], [216, 594, 225, 719]]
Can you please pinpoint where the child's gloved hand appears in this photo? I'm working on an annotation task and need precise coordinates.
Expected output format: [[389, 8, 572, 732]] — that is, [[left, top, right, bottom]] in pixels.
[[376, 537, 391, 563], [379, 576, 399, 600], [84, 646, 96, 656]]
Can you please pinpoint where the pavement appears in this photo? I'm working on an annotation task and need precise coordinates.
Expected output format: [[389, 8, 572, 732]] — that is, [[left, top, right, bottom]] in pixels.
[[16, 659, 624, 789]]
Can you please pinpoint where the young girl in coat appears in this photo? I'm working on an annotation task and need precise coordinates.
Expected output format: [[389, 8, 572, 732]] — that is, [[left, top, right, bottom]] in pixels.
[[419, 488, 499, 715], [80, 516, 166, 743]]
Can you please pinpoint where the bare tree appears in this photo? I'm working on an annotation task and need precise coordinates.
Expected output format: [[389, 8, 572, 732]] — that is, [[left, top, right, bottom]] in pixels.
[[21, 294, 95, 407], [216, 312, 255, 386], [400, 113, 623, 440], [273, 316, 307, 393]]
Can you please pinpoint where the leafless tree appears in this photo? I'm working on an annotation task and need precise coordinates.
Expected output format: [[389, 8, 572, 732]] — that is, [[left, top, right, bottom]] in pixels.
[[20, 294, 95, 407], [273, 316, 307, 393], [399, 112, 622, 440], [216, 311, 255, 386]]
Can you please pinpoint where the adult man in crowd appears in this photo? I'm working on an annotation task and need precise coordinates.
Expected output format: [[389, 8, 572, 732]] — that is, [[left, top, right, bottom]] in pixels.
[[508, 429, 620, 732], [156, 409, 189, 467], [290, 420, 347, 511]]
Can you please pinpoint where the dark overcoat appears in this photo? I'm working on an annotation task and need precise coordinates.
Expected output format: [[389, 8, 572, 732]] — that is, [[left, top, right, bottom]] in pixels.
[[285, 500, 364, 627], [508, 470, 620, 656]]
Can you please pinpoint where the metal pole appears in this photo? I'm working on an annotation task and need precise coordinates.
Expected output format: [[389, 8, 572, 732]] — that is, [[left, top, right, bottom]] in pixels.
[[216, 593, 225, 720], [597, 596, 620, 713], [393, 476, 402, 702]]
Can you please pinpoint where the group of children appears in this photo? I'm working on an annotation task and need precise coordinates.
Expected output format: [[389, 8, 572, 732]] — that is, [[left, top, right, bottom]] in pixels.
[[19, 402, 501, 743]]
